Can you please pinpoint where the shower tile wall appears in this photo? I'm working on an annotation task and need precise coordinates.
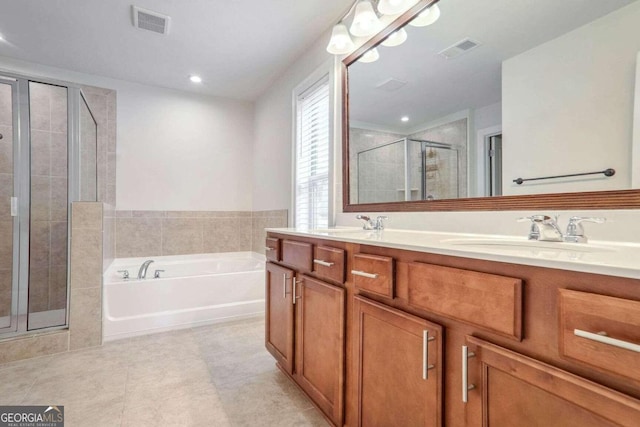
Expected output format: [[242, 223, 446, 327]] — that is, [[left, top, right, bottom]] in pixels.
[[409, 118, 468, 199], [115, 209, 288, 258], [28, 83, 68, 313], [0, 84, 12, 319], [349, 128, 404, 204]]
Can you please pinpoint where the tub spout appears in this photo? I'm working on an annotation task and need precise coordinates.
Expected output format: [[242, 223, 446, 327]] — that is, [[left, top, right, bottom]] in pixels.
[[138, 260, 155, 279]]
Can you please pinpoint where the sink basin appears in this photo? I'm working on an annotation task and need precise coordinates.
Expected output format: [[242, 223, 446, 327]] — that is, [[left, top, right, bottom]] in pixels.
[[307, 227, 364, 234], [441, 238, 616, 254]]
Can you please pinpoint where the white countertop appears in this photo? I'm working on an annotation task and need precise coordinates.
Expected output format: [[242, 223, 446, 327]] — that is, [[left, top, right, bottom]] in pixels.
[[266, 227, 640, 280]]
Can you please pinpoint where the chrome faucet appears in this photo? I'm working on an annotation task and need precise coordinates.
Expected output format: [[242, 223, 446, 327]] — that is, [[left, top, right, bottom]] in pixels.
[[137, 260, 155, 279], [356, 215, 388, 231], [564, 216, 606, 243], [518, 215, 563, 242]]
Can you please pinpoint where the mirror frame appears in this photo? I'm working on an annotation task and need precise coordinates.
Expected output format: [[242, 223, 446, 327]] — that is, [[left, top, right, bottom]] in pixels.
[[342, 0, 640, 212]]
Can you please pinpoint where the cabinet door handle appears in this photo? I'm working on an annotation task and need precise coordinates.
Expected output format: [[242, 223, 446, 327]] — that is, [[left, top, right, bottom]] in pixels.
[[283, 274, 289, 299], [351, 270, 378, 279], [574, 329, 640, 353], [423, 330, 436, 380], [313, 259, 334, 267], [462, 345, 476, 403], [293, 278, 303, 304]]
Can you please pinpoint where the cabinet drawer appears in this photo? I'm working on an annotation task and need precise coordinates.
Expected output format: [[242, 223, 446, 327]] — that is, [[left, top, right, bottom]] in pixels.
[[407, 262, 522, 340], [282, 240, 313, 272], [352, 253, 394, 298], [559, 289, 640, 384], [313, 245, 346, 283], [265, 237, 280, 262]]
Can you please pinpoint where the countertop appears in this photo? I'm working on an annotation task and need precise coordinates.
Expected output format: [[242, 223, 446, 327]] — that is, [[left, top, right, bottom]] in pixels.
[[266, 227, 640, 280]]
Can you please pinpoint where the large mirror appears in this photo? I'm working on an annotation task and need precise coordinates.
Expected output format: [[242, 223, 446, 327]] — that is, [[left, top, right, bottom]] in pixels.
[[344, 0, 640, 211]]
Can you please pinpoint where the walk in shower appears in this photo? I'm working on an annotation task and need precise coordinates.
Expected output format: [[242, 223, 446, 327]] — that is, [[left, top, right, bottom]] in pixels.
[[0, 72, 97, 338], [357, 138, 459, 203]]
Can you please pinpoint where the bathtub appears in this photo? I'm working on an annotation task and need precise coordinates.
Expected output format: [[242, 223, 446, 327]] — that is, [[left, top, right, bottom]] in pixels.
[[103, 252, 265, 341]]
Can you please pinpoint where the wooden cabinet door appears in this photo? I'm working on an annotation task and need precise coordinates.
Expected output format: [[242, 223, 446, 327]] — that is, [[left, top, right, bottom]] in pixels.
[[354, 296, 443, 427], [294, 275, 346, 426], [265, 262, 295, 374], [464, 336, 640, 427]]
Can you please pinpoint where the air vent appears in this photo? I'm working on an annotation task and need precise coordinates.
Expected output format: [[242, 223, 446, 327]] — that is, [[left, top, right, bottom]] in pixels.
[[132, 6, 171, 35], [376, 78, 408, 92], [438, 38, 481, 59]]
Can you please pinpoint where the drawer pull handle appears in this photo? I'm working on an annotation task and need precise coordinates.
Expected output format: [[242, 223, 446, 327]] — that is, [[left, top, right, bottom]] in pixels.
[[313, 259, 334, 267], [351, 270, 378, 279], [423, 330, 436, 380], [574, 329, 640, 353], [265, 247, 274, 251], [462, 345, 476, 403]]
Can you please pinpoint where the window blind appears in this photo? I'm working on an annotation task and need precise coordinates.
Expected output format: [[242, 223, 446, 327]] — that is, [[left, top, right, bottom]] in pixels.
[[295, 77, 330, 229]]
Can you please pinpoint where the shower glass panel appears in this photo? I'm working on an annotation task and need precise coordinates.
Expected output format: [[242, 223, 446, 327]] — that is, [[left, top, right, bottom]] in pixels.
[[28, 82, 68, 330], [423, 144, 459, 200], [357, 140, 405, 203], [79, 94, 97, 201], [0, 80, 17, 332]]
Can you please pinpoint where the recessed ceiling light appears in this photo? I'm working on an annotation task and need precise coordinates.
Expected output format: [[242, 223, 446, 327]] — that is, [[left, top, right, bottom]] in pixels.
[[0, 34, 5, 42], [189, 75, 202, 83], [401, 116, 409, 122]]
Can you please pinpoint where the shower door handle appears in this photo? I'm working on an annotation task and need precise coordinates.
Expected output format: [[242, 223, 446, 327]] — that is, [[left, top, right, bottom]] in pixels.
[[10, 197, 18, 217]]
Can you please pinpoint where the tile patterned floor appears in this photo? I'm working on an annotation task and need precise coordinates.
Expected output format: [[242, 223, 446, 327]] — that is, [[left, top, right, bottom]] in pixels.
[[0, 317, 329, 426]]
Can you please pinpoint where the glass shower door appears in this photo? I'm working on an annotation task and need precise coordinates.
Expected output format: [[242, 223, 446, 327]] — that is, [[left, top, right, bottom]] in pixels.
[[27, 81, 68, 330], [0, 79, 18, 333]]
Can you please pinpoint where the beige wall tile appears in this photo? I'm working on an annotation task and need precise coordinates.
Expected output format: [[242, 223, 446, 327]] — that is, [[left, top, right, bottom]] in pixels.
[[69, 287, 101, 350], [0, 331, 69, 364], [28, 266, 49, 313], [70, 227, 102, 289], [48, 265, 67, 310], [103, 216, 115, 273], [0, 126, 13, 174], [50, 132, 67, 177], [30, 175, 50, 221], [0, 220, 13, 270], [131, 210, 165, 218], [0, 268, 11, 317], [50, 177, 68, 221], [50, 86, 67, 133], [29, 221, 50, 268], [72, 202, 103, 230], [0, 174, 11, 218], [161, 218, 203, 255], [30, 130, 51, 176], [116, 217, 162, 258], [49, 221, 68, 267], [203, 218, 251, 253]]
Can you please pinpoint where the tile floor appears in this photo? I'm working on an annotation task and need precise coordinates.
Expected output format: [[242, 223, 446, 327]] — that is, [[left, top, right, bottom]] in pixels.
[[0, 317, 329, 426]]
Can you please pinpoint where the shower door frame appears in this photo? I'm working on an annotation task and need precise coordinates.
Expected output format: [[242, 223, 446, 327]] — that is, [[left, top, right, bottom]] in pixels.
[[0, 69, 90, 338]]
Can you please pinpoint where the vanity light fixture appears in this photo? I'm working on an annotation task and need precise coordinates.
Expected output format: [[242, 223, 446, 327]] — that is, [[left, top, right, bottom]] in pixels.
[[381, 28, 408, 47], [326, 24, 356, 54], [378, 0, 419, 16], [350, 1, 384, 37], [409, 3, 440, 27], [189, 75, 202, 83], [358, 48, 380, 63]]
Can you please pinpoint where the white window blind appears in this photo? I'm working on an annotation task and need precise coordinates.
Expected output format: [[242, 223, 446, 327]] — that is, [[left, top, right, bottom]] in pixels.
[[295, 77, 330, 229]]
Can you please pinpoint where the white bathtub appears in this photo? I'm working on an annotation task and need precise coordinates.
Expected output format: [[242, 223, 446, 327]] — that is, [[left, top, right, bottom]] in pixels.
[[103, 252, 265, 341]]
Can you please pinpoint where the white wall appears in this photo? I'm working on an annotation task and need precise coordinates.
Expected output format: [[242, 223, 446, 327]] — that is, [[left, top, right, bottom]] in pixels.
[[0, 55, 254, 211], [502, 2, 640, 196]]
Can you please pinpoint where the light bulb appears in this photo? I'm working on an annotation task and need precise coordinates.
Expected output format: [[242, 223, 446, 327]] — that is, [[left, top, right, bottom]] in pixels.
[[381, 28, 408, 47], [350, 1, 383, 37], [409, 4, 440, 27], [326, 24, 355, 54], [401, 116, 409, 122], [378, 0, 418, 16], [189, 75, 202, 83], [358, 48, 380, 63]]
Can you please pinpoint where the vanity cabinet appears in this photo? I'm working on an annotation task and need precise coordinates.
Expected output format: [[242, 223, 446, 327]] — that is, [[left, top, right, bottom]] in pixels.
[[463, 336, 640, 427], [265, 232, 640, 427], [265, 238, 347, 426], [354, 296, 442, 427]]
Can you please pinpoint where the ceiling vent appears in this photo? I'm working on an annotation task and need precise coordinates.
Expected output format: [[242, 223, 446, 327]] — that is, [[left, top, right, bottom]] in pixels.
[[376, 78, 408, 92], [132, 6, 171, 35], [438, 38, 481, 59]]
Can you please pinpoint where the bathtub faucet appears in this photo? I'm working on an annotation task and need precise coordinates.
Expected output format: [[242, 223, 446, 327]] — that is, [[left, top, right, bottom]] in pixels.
[[137, 260, 155, 279]]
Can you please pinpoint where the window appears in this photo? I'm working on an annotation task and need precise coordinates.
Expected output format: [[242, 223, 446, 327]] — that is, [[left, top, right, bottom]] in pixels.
[[294, 76, 330, 229]]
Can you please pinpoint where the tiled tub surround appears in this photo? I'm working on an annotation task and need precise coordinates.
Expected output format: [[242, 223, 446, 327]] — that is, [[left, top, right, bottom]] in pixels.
[[115, 209, 287, 258], [0, 202, 104, 364]]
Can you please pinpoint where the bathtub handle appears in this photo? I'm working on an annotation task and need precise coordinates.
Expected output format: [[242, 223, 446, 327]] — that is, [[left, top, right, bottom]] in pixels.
[[313, 259, 334, 267], [153, 270, 165, 279]]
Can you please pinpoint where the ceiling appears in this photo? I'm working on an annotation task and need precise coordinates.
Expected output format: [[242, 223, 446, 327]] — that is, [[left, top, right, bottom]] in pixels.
[[0, 0, 352, 100], [348, 0, 636, 132]]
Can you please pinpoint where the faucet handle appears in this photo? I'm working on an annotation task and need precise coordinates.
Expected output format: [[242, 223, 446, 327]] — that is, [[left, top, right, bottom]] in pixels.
[[154, 269, 165, 279], [517, 215, 551, 223], [565, 216, 606, 243], [356, 215, 374, 230], [117, 270, 129, 279], [375, 216, 388, 230]]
